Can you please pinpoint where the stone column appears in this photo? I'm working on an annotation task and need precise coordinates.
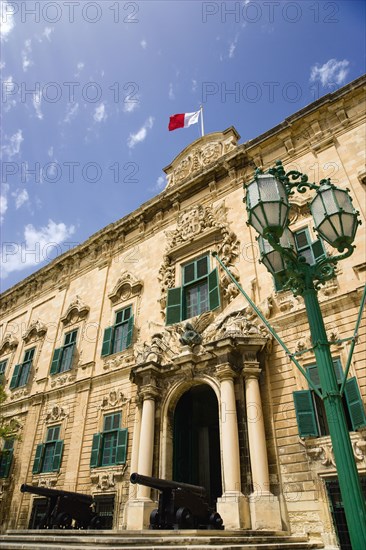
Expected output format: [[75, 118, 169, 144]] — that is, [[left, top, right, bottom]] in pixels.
[[243, 364, 281, 530], [216, 364, 250, 529], [126, 385, 158, 530]]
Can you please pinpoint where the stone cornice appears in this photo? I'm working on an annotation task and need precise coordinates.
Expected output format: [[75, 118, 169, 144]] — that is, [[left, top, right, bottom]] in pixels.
[[1, 76, 365, 315]]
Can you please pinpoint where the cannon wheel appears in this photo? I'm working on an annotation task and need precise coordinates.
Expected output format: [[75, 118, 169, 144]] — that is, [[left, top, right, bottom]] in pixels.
[[55, 512, 72, 529], [88, 515, 104, 529], [208, 511, 224, 530], [149, 509, 160, 529], [175, 507, 194, 529]]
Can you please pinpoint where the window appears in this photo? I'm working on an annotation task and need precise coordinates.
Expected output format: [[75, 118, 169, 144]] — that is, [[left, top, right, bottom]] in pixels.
[[293, 359, 366, 437], [274, 227, 326, 291], [9, 348, 35, 389], [90, 412, 128, 468], [32, 425, 64, 474], [94, 495, 115, 529], [0, 360, 7, 381], [50, 330, 77, 375], [166, 254, 220, 325], [0, 438, 14, 478], [101, 307, 134, 357]]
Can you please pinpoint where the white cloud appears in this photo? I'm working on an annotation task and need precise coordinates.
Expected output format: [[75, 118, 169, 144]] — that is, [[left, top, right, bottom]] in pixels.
[[43, 27, 54, 41], [1, 1, 15, 42], [74, 61, 84, 77], [228, 34, 239, 59], [1, 130, 24, 159], [93, 102, 107, 122], [64, 102, 79, 123], [155, 176, 166, 191], [12, 188, 29, 209], [0, 183, 10, 223], [192, 79, 197, 93], [1, 220, 75, 278], [168, 82, 175, 100], [310, 58, 350, 87], [33, 89, 43, 120], [140, 39, 147, 49], [123, 98, 139, 113], [2, 75, 17, 111], [48, 146, 54, 157], [22, 39, 33, 72], [127, 116, 154, 149]]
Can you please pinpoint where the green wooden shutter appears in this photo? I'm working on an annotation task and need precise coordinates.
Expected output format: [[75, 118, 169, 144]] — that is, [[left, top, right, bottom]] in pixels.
[[312, 239, 326, 262], [333, 359, 343, 384], [344, 377, 366, 430], [166, 287, 183, 325], [101, 327, 113, 357], [20, 362, 31, 386], [63, 344, 75, 372], [0, 449, 13, 478], [126, 315, 134, 348], [208, 268, 220, 311], [307, 365, 321, 389], [9, 364, 21, 389], [52, 441, 64, 471], [116, 429, 128, 464], [50, 348, 61, 375], [293, 390, 319, 437], [32, 444, 45, 474], [90, 433, 102, 468]]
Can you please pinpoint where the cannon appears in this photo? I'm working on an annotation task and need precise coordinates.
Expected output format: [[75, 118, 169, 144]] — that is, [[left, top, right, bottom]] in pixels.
[[130, 472, 224, 530], [20, 484, 103, 529]]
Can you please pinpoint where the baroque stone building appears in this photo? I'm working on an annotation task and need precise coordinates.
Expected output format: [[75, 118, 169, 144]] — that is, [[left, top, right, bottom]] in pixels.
[[0, 75, 365, 548]]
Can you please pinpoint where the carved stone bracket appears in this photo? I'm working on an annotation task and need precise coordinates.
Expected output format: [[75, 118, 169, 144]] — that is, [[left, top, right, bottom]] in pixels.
[[108, 271, 143, 305], [61, 296, 90, 326], [32, 474, 59, 488], [22, 320, 48, 344], [0, 333, 18, 356], [303, 433, 366, 469], [50, 372, 76, 388]]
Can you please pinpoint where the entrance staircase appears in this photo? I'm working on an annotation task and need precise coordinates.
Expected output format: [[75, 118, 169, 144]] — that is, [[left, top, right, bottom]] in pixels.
[[0, 529, 324, 549]]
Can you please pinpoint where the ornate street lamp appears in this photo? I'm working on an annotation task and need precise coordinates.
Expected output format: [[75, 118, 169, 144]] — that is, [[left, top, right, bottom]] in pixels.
[[243, 160, 366, 549]]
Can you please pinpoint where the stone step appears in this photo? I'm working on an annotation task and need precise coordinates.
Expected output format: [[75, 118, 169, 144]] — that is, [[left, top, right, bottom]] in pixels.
[[0, 531, 324, 550]]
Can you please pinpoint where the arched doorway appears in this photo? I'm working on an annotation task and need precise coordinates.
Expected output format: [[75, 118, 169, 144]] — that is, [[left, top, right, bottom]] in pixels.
[[173, 384, 222, 506]]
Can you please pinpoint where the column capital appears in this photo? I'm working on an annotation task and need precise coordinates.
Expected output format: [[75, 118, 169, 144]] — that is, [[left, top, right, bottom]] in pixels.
[[139, 385, 160, 401], [242, 366, 261, 380], [216, 363, 236, 381]]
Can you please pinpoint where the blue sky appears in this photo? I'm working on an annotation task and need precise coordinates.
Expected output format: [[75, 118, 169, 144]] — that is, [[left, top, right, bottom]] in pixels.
[[1, 0, 365, 292]]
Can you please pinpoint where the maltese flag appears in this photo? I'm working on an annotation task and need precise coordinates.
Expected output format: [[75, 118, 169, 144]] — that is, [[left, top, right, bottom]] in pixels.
[[168, 110, 201, 131]]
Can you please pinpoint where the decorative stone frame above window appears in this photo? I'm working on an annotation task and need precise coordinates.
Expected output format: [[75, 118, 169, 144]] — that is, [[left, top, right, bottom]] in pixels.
[[0, 333, 18, 357], [45, 404, 69, 425], [98, 389, 131, 423], [108, 271, 143, 306], [22, 320, 47, 345], [158, 201, 241, 318], [61, 295, 90, 326]]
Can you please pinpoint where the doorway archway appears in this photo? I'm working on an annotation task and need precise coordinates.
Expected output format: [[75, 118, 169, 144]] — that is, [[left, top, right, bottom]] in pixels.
[[173, 384, 222, 506]]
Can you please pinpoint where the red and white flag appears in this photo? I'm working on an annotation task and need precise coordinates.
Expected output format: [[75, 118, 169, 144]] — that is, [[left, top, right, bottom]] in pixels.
[[168, 110, 201, 131]]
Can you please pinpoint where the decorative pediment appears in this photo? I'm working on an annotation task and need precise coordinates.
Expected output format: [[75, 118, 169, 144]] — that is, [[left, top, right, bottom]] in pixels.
[[163, 127, 239, 189], [22, 320, 47, 344], [0, 333, 18, 356], [158, 201, 241, 318], [61, 296, 90, 326], [45, 404, 68, 424], [108, 271, 143, 305]]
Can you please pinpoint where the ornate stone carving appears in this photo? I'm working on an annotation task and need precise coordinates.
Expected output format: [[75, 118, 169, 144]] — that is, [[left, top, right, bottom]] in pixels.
[[22, 320, 47, 344], [36, 476, 58, 488], [102, 352, 135, 371], [307, 443, 336, 467], [202, 305, 268, 343], [159, 202, 241, 317], [108, 271, 143, 304], [10, 388, 29, 400], [1, 416, 23, 435], [179, 312, 213, 347], [50, 373, 76, 388], [303, 434, 366, 468], [91, 466, 128, 491], [61, 296, 90, 326], [164, 129, 239, 189], [99, 390, 131, 418], [45, 404, 68, 424], [295, 333, 311, 353], [0, 333, 18, 356], [134, 328, 181, 366]]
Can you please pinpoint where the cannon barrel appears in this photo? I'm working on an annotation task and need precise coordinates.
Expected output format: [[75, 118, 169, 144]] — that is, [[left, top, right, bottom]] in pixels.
[[20, 484, 93, 505], [130, 472, 206, 498]]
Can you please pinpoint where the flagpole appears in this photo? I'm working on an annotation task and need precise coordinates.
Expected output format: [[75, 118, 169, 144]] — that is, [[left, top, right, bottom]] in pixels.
[[200, 105, 205, 137]]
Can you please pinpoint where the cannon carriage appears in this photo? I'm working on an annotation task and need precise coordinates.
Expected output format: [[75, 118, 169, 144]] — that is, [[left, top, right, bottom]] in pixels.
[[20, 484, 103, 529], [130, 472, 224, 530]]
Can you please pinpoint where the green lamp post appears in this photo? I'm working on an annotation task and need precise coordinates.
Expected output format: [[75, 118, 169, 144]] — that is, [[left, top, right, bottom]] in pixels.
[[245, 160, 366, 549]]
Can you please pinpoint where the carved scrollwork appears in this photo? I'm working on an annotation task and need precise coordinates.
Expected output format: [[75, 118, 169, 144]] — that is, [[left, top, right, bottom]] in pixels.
[[0, 333, 18, 356], [22, 320, 47, 344], [50, 373, 76, 388], [45, 404, 68, 424], [99, 390, 131, 418], [108, 271, 143, 305], [61, 296, 90, 326], [91, 466, 128, 491]]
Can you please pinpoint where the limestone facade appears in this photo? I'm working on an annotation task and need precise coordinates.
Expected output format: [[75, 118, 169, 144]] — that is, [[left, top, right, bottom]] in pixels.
[[0, 75, 365, 546]]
